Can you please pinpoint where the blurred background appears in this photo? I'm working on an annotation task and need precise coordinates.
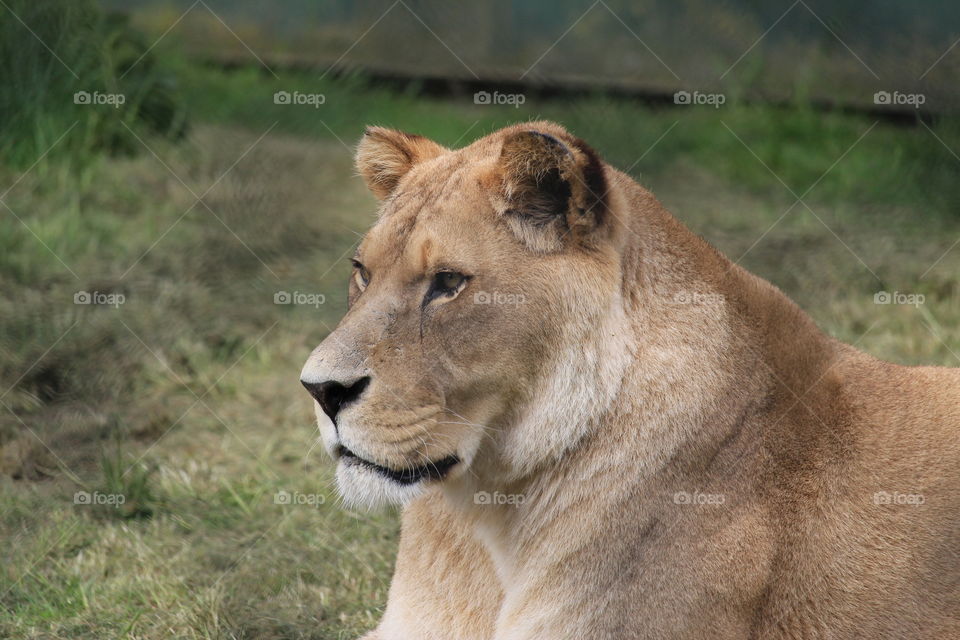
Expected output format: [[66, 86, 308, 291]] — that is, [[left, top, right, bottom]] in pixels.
[[1, 1, 958, 638]]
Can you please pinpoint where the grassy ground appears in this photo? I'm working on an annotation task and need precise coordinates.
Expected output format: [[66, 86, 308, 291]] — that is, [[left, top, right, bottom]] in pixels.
[[2, 58, 960, 638]]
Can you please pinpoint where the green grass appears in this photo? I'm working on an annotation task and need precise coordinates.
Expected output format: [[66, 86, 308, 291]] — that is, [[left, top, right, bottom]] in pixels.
[[0, 0, 186, 169], [0, 122, 395, 638], [1, 50, 960, 638], [173, 61, 960, 218]]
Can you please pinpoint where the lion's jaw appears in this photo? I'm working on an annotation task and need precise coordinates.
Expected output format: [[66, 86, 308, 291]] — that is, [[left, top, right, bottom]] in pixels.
[[479, 288, 633, 483], [305, 283, 631, 511], [303, 286, 629, 511]]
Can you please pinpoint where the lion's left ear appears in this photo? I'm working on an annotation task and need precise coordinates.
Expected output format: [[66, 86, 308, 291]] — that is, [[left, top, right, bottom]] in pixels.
[[355, 127, 447, 200], [495, 130, 610, 252]]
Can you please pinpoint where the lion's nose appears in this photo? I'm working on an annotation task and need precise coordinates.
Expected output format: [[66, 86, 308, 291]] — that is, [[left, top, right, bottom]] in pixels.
[[301, 376, 371, 423]]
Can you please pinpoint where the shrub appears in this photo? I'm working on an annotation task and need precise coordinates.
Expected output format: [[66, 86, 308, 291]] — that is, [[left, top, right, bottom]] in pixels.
[[0, 0, 186, 169]]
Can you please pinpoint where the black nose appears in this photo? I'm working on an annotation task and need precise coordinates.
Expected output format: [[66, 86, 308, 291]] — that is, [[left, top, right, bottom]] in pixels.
[[301, 376, 370, 423]]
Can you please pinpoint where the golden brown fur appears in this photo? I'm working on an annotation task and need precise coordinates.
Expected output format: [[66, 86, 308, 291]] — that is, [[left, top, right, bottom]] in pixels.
[[300, 121, 960, 639]]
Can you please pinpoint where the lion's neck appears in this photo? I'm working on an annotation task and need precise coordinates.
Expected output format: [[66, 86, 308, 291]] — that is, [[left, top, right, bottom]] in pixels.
[[447, 176, 838, 587]]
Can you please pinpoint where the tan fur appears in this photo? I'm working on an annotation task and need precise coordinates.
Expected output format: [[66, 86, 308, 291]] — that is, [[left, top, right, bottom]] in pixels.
[[301, 122, 960, 639]]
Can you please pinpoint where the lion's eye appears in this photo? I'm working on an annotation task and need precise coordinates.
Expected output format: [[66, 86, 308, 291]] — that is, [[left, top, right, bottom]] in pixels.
[[436, 271, 464, 291], [352, 260, 370, 291], [425, 270, 468, 304]]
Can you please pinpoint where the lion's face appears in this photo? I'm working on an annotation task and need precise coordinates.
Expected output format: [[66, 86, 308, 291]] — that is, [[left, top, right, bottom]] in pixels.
[[301, 122, 626, 509]]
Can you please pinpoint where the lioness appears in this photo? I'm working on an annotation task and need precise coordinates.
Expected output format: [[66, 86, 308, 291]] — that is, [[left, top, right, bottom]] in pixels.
[[300, 121, 960, 639]]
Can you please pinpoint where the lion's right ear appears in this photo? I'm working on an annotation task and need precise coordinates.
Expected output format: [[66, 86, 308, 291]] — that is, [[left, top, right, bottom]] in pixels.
[[355, 127, 447, 200], [494, 129, 610, 252]]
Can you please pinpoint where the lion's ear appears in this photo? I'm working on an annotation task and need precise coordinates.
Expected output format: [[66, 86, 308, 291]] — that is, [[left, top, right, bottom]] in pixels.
[[496, 129, 609, 252], [355, 127, 447, 200]]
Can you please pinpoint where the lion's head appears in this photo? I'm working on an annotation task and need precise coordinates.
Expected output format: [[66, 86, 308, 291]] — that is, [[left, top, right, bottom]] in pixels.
[[301, 122, 634, 509]]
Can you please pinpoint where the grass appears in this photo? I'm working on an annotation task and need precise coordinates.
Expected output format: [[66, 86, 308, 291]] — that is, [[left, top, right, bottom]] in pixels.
[[2, 38, 960, 640], [173, 61, 960, 218], [1, 124, 396, 638], [0, 0, 185, 169]]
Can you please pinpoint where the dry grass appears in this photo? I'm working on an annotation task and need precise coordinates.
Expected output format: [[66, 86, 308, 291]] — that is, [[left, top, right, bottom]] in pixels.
[[1, 125, 395, 639]]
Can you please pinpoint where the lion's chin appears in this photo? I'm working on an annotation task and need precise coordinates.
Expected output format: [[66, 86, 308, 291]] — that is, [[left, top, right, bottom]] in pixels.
[[335, 460, 428, 510]]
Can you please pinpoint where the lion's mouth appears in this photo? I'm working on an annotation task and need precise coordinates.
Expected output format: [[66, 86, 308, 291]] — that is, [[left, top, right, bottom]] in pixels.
[[336, 445, 460, 485]]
